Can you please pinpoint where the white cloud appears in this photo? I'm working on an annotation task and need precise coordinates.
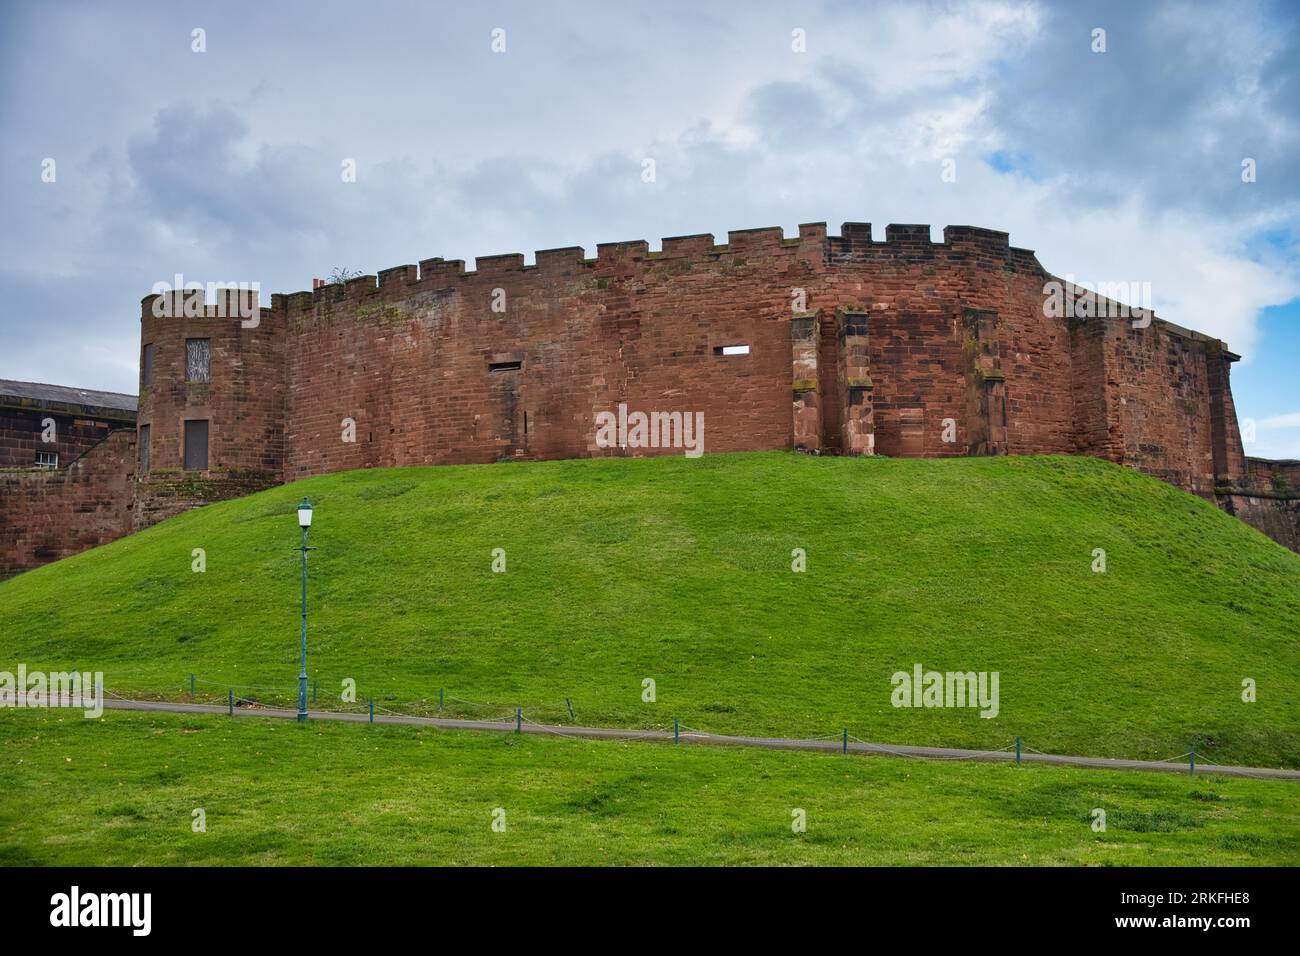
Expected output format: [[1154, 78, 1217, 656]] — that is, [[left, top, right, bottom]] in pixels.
[[1259, 412, 1300, 429]]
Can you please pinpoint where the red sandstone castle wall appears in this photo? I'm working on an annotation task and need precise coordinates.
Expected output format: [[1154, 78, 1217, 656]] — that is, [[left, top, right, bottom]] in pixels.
[[610, 228, 804, 459], [821, 224, 971, 458], [1068, 317, 1117, 461], [0, 408, 127, 470], [270, 221, 1113, 476], [988, 258, 1077, 456], [1220, 493, 1300, 551], [179, 221, 1246, 503], [135, 289, 285, 526], [1104, 321, 1218, 495], [1208, 344, 1246, 481], [1217, 458, 1300, 550], [279, 227, 821, 479], [814, 224, 1079, 459], [49, 219, 1278, 570], [0, 429, 136, 578], [1246, 457, 1300, 489]]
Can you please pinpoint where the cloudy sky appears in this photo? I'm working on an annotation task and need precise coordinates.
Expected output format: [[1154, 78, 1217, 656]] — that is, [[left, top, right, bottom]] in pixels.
[[2, 0, 1298, 455]]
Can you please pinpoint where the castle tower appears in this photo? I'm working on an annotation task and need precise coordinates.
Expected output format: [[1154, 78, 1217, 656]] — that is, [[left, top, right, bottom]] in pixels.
[[134, 286, 286, 528]]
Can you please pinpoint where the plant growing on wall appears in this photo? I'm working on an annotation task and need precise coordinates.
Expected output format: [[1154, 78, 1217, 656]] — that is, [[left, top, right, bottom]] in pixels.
[[327, 267, 364, 285]]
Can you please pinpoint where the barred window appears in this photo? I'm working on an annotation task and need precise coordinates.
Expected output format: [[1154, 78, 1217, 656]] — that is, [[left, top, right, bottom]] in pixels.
[[35, 450, 58, 469], [185, 338, 210, 382]]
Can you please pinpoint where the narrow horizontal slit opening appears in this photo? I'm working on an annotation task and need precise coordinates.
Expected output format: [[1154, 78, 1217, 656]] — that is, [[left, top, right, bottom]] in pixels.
[[714, 344, 750, 356], [489, 360, 522, 372]]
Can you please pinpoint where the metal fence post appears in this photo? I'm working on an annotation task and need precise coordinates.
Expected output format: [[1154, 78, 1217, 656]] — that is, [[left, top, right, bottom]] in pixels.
[[1015, 736, 1021, 765]]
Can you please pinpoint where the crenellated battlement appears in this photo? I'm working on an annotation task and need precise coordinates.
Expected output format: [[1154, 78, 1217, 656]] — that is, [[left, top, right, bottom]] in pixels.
[[139, 220, 1227, 387], [139, 288, 279, 329], [150, 220, 1081, 356], [420, 257, 467, 285], [534, 246, 586, 271], [243, 220, 1048, 309], [378, 264, 417, 287], [825, 221, 1039, 272]]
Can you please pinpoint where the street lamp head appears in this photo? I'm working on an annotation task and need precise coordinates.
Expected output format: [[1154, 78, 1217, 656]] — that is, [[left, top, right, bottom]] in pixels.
[[297, 497, 313, 528]]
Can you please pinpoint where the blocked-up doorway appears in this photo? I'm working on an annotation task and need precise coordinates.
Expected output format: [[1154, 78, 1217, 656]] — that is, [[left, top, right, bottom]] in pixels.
[[897, 408, 925, 456]]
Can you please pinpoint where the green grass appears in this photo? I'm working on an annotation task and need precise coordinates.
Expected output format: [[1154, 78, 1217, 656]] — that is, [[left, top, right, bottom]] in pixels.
[[2, 452, 1299, 768], [2, 708, 1296, 866]]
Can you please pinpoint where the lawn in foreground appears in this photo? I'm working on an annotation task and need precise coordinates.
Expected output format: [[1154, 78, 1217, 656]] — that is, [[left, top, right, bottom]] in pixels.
[[1, 709, 1296, 866]]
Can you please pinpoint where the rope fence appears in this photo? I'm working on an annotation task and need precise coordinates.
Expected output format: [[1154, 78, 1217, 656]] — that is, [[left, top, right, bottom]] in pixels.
[[94, 672, 1275, 779]]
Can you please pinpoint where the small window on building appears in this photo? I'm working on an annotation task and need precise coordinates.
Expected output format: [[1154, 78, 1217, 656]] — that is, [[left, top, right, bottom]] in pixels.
[[714, 344, 750, 356], [35, 451, 58, 469], [183, 419, 209, 471], [488, 360, 522, 372], [142, 343, 155, 386], [138, 424, 150, 473], [186, 338, 210, 382]]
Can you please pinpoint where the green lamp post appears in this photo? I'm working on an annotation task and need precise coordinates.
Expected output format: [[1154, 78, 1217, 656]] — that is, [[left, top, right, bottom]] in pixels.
[[296, 497, 313, 722]]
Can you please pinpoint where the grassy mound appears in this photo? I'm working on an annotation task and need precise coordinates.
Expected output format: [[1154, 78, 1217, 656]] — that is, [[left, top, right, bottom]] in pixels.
[[2, 452, 1298, 766]]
